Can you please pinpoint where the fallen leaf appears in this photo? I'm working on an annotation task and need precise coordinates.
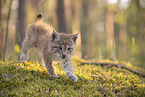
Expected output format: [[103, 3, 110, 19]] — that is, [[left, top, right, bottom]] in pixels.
[[46, 89, 49, 93], [55, 90, 58, 93], [92, 75, 99, 77], [46, 88, 52, 93], [107, 64, 112, 68]]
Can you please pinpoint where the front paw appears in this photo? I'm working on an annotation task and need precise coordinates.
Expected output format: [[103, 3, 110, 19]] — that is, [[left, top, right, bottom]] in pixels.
[[66, 72, 78, 82], [53, 74, 59, 79], [20, 53, 27, 62], [49, 74, 59, 79]]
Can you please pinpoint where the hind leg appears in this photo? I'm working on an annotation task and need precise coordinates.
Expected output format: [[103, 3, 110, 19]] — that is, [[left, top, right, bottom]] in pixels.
[[20, 37, 35, 62], [37, 53, 45, 67]]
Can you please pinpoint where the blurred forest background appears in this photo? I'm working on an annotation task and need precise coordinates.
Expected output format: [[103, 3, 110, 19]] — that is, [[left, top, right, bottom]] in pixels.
[[0, 0, 145, 69]]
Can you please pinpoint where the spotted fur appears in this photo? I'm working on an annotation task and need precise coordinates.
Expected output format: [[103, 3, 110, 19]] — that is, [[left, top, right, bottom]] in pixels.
[[20, 14, 78, 82]]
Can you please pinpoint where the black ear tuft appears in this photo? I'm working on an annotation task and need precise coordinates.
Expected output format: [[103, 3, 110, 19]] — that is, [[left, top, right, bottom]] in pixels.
[[37, 14, 43, 18], [71, 33, 79, 44], [35, 13, 43, 21], [51, 30, 59, 42]]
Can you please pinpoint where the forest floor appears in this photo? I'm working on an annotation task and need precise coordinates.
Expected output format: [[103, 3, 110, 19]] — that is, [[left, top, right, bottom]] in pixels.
[[0, 56, 145, 96]]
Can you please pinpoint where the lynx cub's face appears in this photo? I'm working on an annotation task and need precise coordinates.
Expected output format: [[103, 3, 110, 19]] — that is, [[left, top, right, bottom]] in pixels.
[[50, 31, 78, 60]]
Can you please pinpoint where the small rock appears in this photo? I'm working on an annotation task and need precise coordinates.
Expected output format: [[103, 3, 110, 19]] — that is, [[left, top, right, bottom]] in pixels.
[[24, 78, 29, 83]]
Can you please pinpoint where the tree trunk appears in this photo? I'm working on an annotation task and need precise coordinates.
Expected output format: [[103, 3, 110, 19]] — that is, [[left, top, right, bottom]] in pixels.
[[56, 0, 68, 33], [105, 11, 115, 58], [0, 0, 3, 59], [4, 0, 12, 57], [80, 0, 89, 59], [16, 0, 26, 48], [119, 27, 127, 59]]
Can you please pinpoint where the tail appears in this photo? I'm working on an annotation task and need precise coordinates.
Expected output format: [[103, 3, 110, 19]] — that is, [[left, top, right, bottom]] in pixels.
[[35, 14, 43, 22]]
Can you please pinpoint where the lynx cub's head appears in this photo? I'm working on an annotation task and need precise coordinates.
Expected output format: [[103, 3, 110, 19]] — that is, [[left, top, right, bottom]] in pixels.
[[50, 31, 78, 60]]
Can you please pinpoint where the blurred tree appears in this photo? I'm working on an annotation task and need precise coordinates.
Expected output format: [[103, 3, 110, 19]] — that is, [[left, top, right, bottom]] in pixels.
[[4, 0, 12, 58], [30, 0, 46, 13], [0, 0, 3, 59], [119, 27, 127, 59], [64, 0, 72, 34], [126, 0, 145, 67], [114, 9, 127, 60], [31, 0, 39, 11], [80, 0, 89, 59], [89, 0, 106, 59], [16, 0, 26, 48], [105, 7, 115, 59], [56, 0, 68, 33]]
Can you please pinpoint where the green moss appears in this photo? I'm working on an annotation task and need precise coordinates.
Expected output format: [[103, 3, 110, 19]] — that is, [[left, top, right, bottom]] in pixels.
[[0, 59, 144, 96]]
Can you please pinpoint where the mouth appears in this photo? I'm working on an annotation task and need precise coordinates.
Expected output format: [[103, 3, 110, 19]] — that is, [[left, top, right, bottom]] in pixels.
[[60, 54, 67, 59], [61, 56, 66, 59]]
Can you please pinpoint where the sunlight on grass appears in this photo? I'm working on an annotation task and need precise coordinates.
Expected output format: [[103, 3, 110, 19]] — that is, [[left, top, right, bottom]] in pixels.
[[0, 57, 145, 96]]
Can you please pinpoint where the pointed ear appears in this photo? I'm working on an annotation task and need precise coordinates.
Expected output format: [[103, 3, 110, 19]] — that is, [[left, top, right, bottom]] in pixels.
[[71, 33, 79, 44], [51, 30, 59, 42]]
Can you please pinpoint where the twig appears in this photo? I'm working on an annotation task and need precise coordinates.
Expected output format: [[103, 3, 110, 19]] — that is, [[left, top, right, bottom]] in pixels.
[[81, 62, 145, 77], [121, 65, 145, 77], [127, 58, 135, 64], [0, 93, 4, 97]]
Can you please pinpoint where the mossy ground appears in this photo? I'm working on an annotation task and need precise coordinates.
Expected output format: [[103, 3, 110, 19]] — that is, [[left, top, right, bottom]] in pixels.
[[0, 57, 145, 97]]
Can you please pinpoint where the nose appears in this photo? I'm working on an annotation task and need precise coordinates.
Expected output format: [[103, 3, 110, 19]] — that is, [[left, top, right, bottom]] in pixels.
[[62, 54, 66, 59]]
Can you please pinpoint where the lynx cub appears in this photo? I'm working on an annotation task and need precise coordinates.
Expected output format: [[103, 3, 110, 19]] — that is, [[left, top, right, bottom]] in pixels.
[[20, 14, 78, 82]]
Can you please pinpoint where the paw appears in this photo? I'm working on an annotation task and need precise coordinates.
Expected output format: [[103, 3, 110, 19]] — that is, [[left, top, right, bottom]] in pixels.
[[20, 53, 26, 62], [49, 74, 59, 79], [52, 74, 59, 79], [66, 72, 78, 82]]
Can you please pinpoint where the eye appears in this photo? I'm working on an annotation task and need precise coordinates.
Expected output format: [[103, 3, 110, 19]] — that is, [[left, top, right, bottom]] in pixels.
[[67, 48, 73, 50], [59, 47, 62, 50], [53, 46, 62, 50], [54, 46, 58, 48]]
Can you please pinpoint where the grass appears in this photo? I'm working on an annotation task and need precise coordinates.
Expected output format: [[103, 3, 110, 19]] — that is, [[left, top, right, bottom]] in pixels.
[[0, 57, 145, 97]]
